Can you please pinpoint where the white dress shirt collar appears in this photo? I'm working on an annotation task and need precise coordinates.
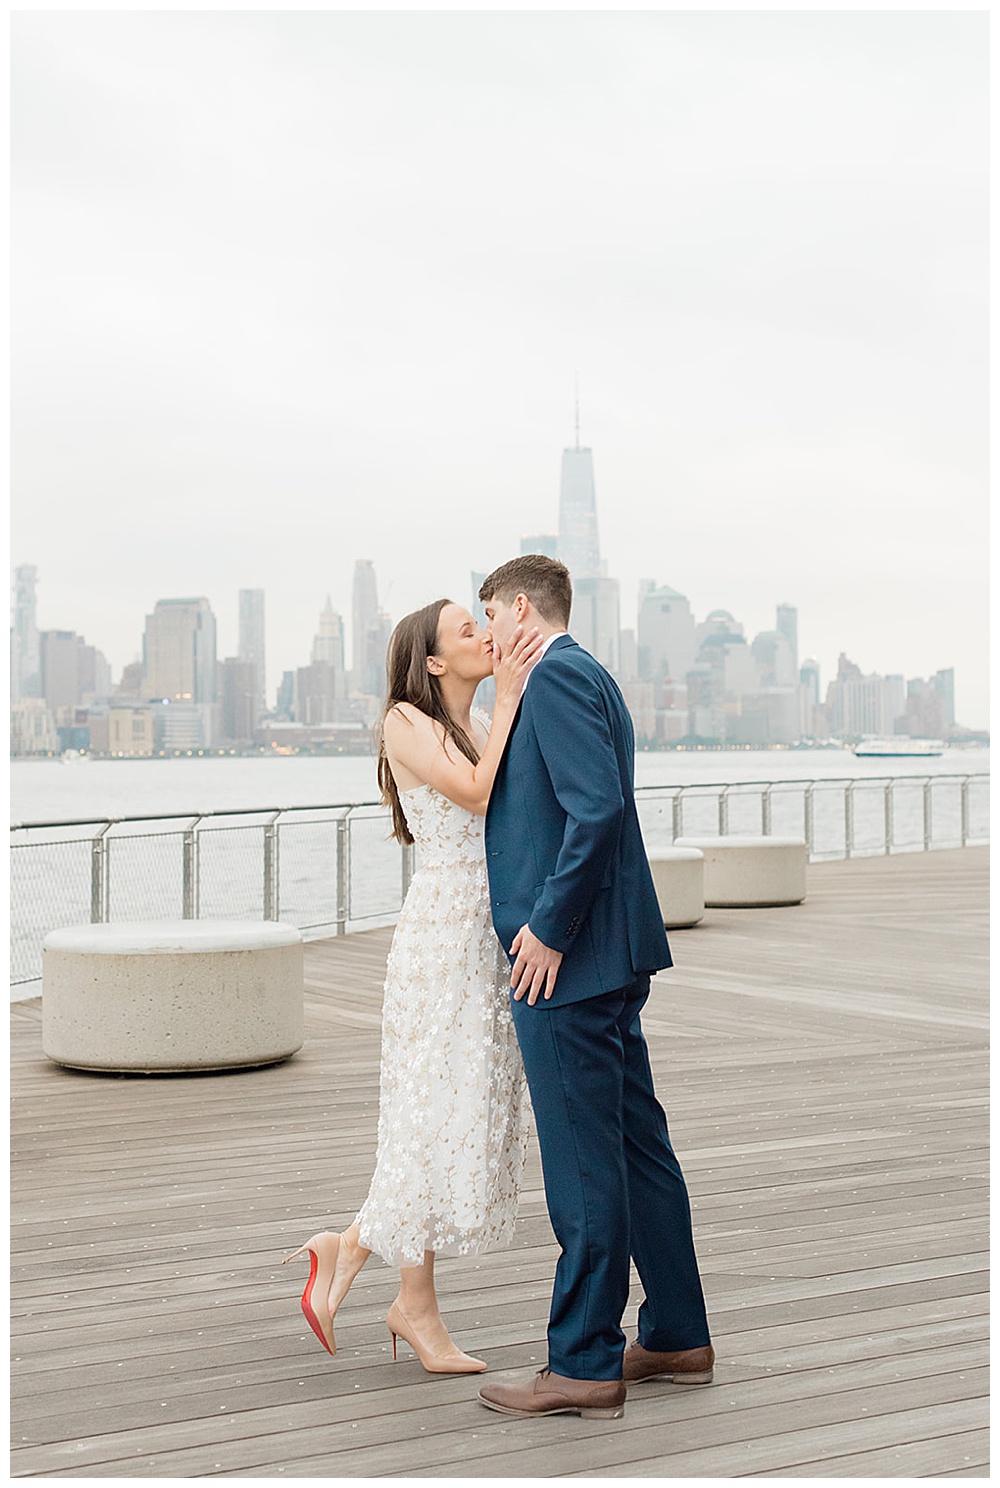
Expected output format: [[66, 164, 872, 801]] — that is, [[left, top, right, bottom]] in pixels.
[[522, 630, 568, 694]]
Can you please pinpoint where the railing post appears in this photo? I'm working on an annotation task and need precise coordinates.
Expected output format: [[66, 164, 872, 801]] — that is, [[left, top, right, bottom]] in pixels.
[[401, 841, 415, 901], [761, 785, 773, 836], [335, 812, 351, 935], [263, 812, 281, 920], [883, 781, 893, 855], [804, 785, 814, 857], [90, 823, 112, 923], [960, 777, 969, 847], [844, 782, 854, 859], [182, 816, 202, 920], [923, 778, 932, 851], [672, 790, 683, 842], [718, 786, 729, 836]]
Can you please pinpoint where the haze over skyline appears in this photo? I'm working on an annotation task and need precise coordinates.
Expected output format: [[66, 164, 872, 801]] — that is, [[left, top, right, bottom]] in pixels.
[[12, 11, 988, 726]]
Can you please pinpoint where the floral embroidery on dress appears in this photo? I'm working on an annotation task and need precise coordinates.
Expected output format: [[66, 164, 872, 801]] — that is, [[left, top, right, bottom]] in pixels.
[[354, 776, 529, 1267]]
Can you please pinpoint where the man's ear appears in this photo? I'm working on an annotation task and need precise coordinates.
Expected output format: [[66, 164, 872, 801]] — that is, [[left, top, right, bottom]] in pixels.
[[514, 593, 529, 621]]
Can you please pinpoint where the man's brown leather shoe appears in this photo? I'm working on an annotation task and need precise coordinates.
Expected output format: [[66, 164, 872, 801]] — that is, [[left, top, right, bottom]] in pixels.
[[479, 1368, 626, 1419], [623, 1341, 715, 1385]]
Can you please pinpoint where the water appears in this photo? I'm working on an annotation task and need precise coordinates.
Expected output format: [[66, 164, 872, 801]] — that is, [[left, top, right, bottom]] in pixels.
[[10, 746, 990, 825]]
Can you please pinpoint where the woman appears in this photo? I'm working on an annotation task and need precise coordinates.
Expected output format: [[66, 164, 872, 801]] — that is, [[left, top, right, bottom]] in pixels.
[[285, 599, 541, 1373]]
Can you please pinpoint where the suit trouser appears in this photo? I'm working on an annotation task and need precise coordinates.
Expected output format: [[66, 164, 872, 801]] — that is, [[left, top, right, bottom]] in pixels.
[[511, 974, 711, 1380]]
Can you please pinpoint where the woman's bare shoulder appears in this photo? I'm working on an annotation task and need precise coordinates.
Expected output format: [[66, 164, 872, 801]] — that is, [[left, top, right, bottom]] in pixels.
[[384, 702, 442, 737]]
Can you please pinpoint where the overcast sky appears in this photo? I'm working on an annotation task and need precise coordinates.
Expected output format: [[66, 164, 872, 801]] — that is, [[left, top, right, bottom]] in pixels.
[[11, 10, 989, 726]]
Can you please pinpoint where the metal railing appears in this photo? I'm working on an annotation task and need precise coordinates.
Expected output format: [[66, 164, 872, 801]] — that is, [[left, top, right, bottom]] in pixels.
[[9, 772, 989, 990]]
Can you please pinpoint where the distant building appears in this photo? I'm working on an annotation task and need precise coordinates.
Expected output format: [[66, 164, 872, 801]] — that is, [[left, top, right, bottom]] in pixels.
[[685, 664, 725, 743], [619, 627, 638, 684], [825, 654, 906, 738], [108, 707, 155, 757], [621, 680, 655, 743], [143, 598, 217, 703], [637, 582, 697, 684], [751, 629, 796, 687], [903, 668, 955, 739], [10, 697, 58, 756], [78, 642, 112, 704], [11, 564, 41, 700], [799, 657, 822, 737], [933, 668, 955, 728], [654, 680, 689, 744], [573, 575, 620, 676], [150, 701, 210, 752], [295, 662, 339, 726], [142, 597, 217, 747], [557, 440, 601, 582], [311, 597, 346, 693], [799, 657, 821, 708], [238, 588, 266, 719], [114, 661, 145, 701], [729, 689, 800, 746], [38, 629, 112, 717], [776, 603, 799, 673], [276, 670, 295, 719], [221, 658, 258, 744], [352, 560, 380, 694], [40, 630, 82, 714], [520, 533, 559, 560]]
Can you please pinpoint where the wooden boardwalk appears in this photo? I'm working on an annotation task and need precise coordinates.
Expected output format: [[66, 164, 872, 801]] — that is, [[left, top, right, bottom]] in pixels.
[[10, 846, 989, 1478]]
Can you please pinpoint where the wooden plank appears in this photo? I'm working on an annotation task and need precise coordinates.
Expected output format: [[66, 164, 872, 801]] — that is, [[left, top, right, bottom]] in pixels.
[[9, 848, 989, 1478]]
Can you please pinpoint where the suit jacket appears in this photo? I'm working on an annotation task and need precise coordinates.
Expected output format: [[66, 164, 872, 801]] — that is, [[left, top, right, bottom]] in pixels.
[[484, 634, 671, 1007]]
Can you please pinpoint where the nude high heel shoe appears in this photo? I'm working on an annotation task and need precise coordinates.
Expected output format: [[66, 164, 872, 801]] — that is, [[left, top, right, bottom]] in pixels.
[[283, 1232, 340, 1356], [386, 1299, 487, 1374]]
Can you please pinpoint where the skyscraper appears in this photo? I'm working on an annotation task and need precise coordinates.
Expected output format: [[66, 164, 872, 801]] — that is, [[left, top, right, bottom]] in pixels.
[[220, 658, 258, 744], [39, 631, 82, 715], [11, 564, 41, 700], [520, 533, 559, 560], [142, 598, 217, 746], [238, 588, 266, 718], [799, 658, 821, 708], [776, 604, 799, 673], [312, 597, 345, 673], [557, 404, 601, 582], [352, 560, 379, 693], [573, 576, 621, 676], [637, 582, 697, 683]]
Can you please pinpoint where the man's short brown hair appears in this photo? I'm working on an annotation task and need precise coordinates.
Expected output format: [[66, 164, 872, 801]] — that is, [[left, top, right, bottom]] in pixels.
[[478, 554, 573, 627]]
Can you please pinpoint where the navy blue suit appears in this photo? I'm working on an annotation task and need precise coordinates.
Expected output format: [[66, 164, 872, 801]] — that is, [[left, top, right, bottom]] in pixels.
[[485, 635, 711, 1378]]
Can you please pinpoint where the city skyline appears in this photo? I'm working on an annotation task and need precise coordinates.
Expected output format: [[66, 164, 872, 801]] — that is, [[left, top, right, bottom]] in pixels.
[[12, 12, 988, 726], [10, 542, 969, 756]]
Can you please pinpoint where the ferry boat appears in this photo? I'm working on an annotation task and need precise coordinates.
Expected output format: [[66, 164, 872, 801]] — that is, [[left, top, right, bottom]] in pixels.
[[853, 738, 945, 758]]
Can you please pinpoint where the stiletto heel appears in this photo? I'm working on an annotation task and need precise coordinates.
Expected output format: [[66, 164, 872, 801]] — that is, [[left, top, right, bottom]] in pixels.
[[282, 1232, 340, 1356], [385, 1299, 487, 1374]]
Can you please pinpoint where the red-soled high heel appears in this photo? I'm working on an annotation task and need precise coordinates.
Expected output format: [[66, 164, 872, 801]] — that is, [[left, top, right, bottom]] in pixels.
[[283, 1232, 340, 1356]]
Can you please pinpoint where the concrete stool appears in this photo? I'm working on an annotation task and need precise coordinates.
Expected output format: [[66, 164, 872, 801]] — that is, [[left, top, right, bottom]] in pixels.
[[647, 847, 705, 928], [674, 835, 807, 908], [41, 920, 305, 1074]]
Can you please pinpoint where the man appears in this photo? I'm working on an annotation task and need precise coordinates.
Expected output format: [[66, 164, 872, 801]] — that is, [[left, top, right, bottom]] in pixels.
[[477, 553, 713, 1420]]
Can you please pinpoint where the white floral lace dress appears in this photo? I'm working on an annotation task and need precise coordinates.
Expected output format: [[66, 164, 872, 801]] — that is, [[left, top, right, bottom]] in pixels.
[[354, 782, 528, 1267]]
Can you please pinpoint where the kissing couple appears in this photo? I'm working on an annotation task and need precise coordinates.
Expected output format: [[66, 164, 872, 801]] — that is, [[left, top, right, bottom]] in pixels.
[[286, 553, 714, 1420]]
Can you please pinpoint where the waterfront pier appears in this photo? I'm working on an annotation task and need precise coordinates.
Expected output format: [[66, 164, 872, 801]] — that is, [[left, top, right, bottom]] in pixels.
[[10, 847, 988, 1478]]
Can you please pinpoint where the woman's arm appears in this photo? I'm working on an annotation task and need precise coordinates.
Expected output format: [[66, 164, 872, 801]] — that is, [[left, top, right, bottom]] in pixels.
[[384, 627, 541, 814]]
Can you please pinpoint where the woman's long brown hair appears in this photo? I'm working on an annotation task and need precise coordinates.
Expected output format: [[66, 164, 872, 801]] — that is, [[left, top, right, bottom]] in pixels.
[[377, 599, 481, 844]]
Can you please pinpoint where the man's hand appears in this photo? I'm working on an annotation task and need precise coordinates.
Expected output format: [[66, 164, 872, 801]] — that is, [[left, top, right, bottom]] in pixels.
[[509, 925, 564, 1005]]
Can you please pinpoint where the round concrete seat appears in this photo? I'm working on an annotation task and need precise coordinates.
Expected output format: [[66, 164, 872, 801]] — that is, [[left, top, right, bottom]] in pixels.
[[647, 847, 705, 928], [673, 835, 807, 908], [42, 920, 305, 1074]]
